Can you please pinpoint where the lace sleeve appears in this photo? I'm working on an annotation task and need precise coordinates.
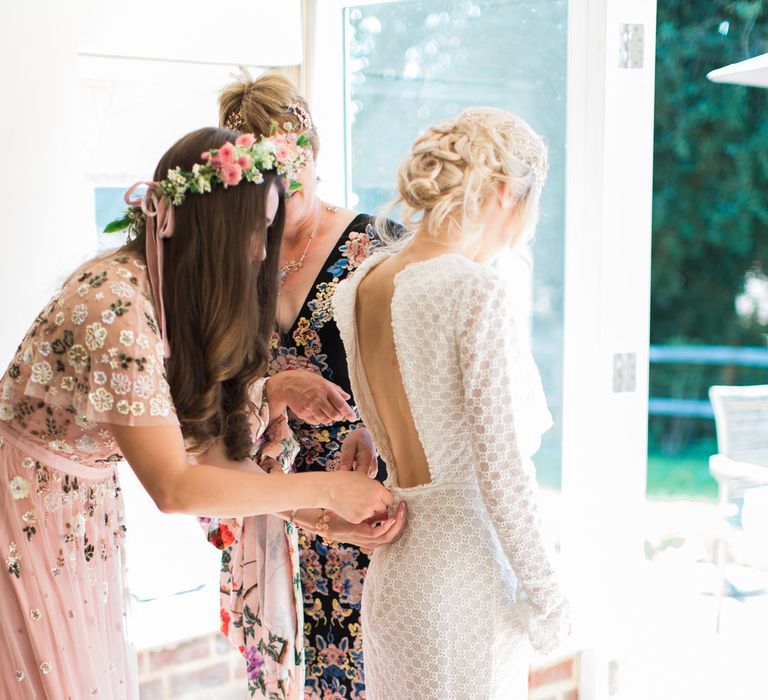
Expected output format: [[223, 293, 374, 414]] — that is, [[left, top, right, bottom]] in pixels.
[[457, 268, 569, 654]]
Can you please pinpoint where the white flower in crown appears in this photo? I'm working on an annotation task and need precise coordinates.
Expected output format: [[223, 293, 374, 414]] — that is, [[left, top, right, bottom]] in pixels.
[[191, 164, 212, 194], [167, 167, 187, 187]]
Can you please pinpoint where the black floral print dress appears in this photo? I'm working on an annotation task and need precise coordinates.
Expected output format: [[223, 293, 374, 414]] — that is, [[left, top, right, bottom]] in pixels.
[[268, 214, 384, 700]]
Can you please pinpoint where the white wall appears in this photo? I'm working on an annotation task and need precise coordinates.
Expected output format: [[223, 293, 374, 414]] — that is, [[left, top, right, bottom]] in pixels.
[[0, 1, 303, 368], [79, 0, 301, 67], [0, 4, 92, 368]]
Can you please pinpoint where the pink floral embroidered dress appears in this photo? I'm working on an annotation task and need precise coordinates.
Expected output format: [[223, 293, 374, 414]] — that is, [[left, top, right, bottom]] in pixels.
[[0, 252, 178, 699]]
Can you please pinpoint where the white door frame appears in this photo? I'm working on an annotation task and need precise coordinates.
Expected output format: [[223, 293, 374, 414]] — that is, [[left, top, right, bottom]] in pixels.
[[562, 3, 656, 699]]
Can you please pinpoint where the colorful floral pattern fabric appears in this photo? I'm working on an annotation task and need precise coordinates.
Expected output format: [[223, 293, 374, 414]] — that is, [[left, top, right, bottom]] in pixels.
[[0, 252, 178, 698], [268, 216, 383, 700], [200, 380, 305, 699]]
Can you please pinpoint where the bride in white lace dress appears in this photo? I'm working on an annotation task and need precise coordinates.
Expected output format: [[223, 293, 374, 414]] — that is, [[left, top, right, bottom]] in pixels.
[[332, 108, 569, 699]]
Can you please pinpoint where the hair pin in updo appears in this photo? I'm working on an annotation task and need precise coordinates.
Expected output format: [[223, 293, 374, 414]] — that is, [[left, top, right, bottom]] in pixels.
[[463, 111, 548, 191], [225, 108, 246, 131], [287, 102, 313, 131], [498, 120, 548, 191]]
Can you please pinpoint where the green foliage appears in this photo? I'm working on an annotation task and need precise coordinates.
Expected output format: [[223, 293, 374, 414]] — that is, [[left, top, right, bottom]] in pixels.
[[648, 3, 768, 490], [652, 0, 768, 346], [103, 213, 132, 234]]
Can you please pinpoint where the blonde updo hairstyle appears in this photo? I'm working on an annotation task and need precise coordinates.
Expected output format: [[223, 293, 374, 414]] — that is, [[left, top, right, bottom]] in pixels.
[[219, 71, 320, 156], [380, 107, 548, 248]]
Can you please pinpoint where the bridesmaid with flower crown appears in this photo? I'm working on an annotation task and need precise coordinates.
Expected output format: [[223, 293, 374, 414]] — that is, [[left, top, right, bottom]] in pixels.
[[0, 126, 393, 699]]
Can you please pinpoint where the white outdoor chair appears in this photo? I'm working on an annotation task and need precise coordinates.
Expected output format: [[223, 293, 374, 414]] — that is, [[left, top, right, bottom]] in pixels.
[[708, 384, 768, 632]]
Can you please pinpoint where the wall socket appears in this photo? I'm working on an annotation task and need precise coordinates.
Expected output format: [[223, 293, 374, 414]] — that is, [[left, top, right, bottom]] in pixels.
[[613, 352, 637, 393]]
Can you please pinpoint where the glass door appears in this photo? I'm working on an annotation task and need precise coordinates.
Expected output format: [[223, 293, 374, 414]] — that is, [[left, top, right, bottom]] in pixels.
[[343, 0, 568, 488]]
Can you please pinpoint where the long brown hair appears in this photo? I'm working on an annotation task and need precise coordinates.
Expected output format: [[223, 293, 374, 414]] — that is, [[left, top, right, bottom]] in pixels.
[[124, 127, 284, 459]]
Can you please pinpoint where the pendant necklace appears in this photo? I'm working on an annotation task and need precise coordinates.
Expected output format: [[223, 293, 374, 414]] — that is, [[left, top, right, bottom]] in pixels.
[[279, 203, 337, 285]]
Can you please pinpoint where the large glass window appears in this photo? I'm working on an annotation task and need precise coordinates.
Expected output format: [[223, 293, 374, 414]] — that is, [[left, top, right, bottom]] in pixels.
[[344, 0, 567, 487]]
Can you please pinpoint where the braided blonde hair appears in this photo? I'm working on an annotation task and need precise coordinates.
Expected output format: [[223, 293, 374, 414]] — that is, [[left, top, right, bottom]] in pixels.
[[379, 107, 548, 247]]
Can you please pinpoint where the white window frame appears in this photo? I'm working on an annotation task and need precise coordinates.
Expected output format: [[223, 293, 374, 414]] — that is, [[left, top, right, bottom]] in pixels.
[[306, 2, 658, 699]]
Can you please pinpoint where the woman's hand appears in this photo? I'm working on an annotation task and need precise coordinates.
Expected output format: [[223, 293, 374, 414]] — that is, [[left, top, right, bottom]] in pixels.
[[330, 502, 407, 552], [267, 369, 357, 425], [323, 471, 393, 523], [339, 427, 378, 477], [295, 502, 408, 552]]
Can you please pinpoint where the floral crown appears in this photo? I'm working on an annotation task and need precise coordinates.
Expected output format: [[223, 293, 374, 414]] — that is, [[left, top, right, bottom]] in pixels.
[[105, 123, 311, 235]]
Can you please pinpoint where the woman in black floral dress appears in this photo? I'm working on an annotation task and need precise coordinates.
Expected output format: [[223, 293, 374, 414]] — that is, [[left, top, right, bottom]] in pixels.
[[219, 73, 406, 699]]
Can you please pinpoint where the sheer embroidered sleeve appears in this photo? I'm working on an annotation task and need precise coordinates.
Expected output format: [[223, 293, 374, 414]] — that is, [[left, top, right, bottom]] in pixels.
[[457, 267, 568, 654], [23, 257, 179, 428]]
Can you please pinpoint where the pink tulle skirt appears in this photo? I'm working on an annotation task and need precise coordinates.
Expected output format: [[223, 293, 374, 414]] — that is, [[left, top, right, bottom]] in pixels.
[[0, 423, 137, 699]]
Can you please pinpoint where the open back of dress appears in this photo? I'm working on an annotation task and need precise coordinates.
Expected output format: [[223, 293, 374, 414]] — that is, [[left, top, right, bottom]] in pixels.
[[353, 257, 432, 489]]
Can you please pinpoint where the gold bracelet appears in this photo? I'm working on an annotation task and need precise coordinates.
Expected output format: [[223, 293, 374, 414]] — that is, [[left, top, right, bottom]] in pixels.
[[315, 508, 330, 543]]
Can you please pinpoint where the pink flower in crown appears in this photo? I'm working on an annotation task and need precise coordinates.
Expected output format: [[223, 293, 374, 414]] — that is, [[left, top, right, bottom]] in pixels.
[[217, 142, 236, 165], [237, 154, 253, 170], [272, 135, 295, 163], [219, 163, 243, 186], [235, 133, 256, 148]]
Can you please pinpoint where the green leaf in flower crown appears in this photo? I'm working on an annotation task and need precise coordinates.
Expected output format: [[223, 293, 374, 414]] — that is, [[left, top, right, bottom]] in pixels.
[[103, 213, 133, 234], [288, 180, 303, 192], [297, 133, 310, 147]]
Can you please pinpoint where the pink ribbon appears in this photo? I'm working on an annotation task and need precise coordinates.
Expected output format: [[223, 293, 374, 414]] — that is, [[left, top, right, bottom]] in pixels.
[[124, 181, 175, 357]]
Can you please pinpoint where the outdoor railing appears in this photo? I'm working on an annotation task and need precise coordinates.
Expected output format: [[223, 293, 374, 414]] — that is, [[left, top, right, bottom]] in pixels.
[[648, 345, 768, 419]]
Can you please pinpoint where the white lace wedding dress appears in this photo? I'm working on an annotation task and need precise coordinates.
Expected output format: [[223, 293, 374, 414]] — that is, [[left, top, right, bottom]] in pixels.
[[333, 252, 569, 700]]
